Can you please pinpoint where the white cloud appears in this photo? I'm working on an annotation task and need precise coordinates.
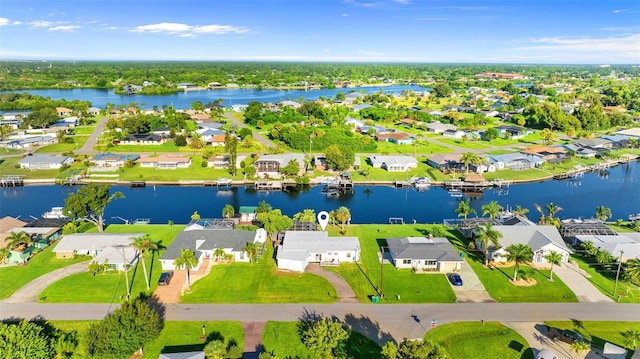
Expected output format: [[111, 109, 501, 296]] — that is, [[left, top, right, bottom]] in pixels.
[[392, 0, 410, 4], [359, 50, 386, 56], [49, 25, 80, 31], [522, 34, 640, 52], [131, 22, 248, 37], [341, 13, 349, 17], [0, 18, 9, 26], [29, 20, 52, 28], [612, 9, 630, 14], [12, 21, 22, 25]]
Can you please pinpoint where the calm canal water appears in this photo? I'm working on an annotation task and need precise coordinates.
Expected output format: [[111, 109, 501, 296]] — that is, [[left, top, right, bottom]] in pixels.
[[2, 161, 639, 225], [0, 85, 427, 110]]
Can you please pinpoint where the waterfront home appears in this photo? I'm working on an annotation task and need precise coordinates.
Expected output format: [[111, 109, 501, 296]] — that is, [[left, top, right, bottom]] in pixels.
[[1, 135, 56, 150], [573, 138, 614, 150], [137, 154, 191, 169], [160, 220, 267, 270], [55, 107, 72, 117], [486, 153, 542, 171], [239, 206, 258, 224], [572, 232, 640, 262], [53, 233, 143, 271], [426, 121, 457, 134], [3, 223, 62, 264], [19, 155, 74, 170], [520, 146, 568, 163], [120, 133, 164, 145], [427, 153, 462, 171], [279, 100, 301, 109], [254, 153, 305, 178], [92, 153, 140, 168], [313, 154, 329, 170], [386, 235, 463, 272], [206, 155, 229, 169], [122, 84, 142, 94], [367, 155, 418, 172], [276, 231, 360, 272], [177, 82, 198, 89], [88, 107, 101, 116], [375, 132, 414, 145], [471, 217, 572, 264], [231, 104, 248, 112]]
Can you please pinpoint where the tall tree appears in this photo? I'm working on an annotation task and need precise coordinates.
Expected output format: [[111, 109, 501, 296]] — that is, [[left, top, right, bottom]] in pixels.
[[595, 205, 612, 222], [506, 244, 533, 281], [333, 206, 351, 233], [257, 201, 272, 214], [544, 251, 563, 281], [225, 133, 238, 176], [5, 230, 32, 250], [222, 204, 235, 220], [63, 183, 124, 232], [624, 329, 640, 350], [481, 200, 503, 219], [173, 249, 198, 291], [0, 320, 54, 359], [293, 209, 317, 223], [535, 202, 563, 226], [513, 205, 529, 219], [455, 199, 476, 220], [0, 124, 14, 141], [131, 235, 160, 291], [460, 152, 482, 174], [299, 316, 349, 359], [475, 223, 503, 266], [540, 128, 554, 145], [256, 209, 293, 241], [624, 258, 640, 285], [242, 241, 258, 265]]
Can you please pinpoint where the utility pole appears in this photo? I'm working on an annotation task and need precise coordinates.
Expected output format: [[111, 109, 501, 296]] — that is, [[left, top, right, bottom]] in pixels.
[[379, 246, 384, 297], [613, 250, 624, 298]]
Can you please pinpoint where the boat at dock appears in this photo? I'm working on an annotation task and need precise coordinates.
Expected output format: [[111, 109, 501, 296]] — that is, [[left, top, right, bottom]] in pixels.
[[43, 207, 67, 219], [629, 213, 640, 221]]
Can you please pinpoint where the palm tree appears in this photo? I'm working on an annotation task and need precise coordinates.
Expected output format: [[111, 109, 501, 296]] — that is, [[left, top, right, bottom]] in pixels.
[[455, 199, 476, 220], [595, 249, 613, 266], [475, 223, 503, 266], [581, 241, 599, 258], [481, 201, 503, 219], [570, 341, 590, 357], [173, 249, 198, 291], [512, 205, 529, 219], [222, 204, 235, 220], [595, 205, 612, 222], [334, 206, 351, 233], [544, 251, 563, 281], [131, 234, 160, 290], [213, 248, 226, 262], [242, 242, 258, 265], [624, 329, 640, 350], [624, 258, 640, 285], [460, 152, 482, 174], [204, 339, 226, 359], [535, 202, 563, 226], [190, 211, 201, 221], [5, 231, 32, 250], [506, 244, 533, 281]]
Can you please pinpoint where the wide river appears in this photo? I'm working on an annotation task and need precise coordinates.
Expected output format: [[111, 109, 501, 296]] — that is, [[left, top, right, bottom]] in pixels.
[[0, 85, 427, 110], [2, 161, 638, 224]]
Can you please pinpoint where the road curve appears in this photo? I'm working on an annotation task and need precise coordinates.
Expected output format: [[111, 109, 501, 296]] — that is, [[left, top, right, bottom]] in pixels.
[[2, 303, 639, 344]]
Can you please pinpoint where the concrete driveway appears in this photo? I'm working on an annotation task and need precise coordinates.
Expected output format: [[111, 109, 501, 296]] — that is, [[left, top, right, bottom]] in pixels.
[[2, 260, 89, 303], [450, 260, 495, 303], [553, 261, 612, 303]]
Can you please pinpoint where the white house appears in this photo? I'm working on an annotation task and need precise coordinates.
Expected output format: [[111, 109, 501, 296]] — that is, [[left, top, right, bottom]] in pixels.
[[386, 236, 463, 272], [254, 153, 305, 178], [426, 121, 457, 134], [160, 220, 267, 271], [53, 233, 144, 271], [367, 155, 418, 172], [19, 155, 74, 170], [137, 154, 191, 169], [276, 231, 360, 272], [573, 232, 640, 262]]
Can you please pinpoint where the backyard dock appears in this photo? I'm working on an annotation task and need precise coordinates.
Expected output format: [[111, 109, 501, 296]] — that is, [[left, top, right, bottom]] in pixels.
[[0, 176, 24, 187]]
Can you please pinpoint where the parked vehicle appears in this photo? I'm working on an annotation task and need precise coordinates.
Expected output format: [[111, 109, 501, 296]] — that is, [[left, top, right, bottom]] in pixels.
[[547, 327, 591, 346], [158, 271, 173, 286], [447, 273, 463, 286]]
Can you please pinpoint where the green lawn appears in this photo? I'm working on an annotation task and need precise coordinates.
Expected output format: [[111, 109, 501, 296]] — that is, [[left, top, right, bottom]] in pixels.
[[262, 321, 382, 359], [425, 321, 534, 359], [371, 141, 453, 155], [48, 320, 243, 359], [570, 254, 640, 303], [38, 224, 185, 303], [448, 231, 578, 302], [544, 321, 640, 354], [0, 156, 87, 180], [437, 138, 492, 150], [118, 157, 245, 181], [182, 245, 338, 303], [483, 168, 553, 181], [36, 137, 89, 153], [0, 245, 90, 300], [327, 224, 457, 303]]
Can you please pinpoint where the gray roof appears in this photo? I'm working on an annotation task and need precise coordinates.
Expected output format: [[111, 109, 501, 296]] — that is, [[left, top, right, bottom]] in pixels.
[[161, 228, 256, 260], [20, 155, 72, 165], [255, 153, 305, 166], [387, 237, 462, 262], [575, 233, 640, 260], [280, 231, 360, 252], [159, 352, 205, 359], [368, 155, 418, 166], [492, 225, 571, 253]]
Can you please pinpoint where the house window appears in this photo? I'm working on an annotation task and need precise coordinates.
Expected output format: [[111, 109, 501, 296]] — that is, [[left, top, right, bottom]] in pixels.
[[402, 259, 411, 264], [347, 252, 351, 258], [425, 260, 437, 267]]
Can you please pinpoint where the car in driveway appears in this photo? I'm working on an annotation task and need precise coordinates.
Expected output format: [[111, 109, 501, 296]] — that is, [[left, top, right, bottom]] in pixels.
[[158, 271, 173, 286], [447, 273, 463, 286], [547, 327, 591, 346]]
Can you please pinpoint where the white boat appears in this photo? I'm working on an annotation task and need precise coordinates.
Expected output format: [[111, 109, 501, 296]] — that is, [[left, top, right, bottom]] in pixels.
[[629, 213, 640, 221], [43, 207, 67, 219], [449, 190, 463, 198], [412, 177, 431, 189]]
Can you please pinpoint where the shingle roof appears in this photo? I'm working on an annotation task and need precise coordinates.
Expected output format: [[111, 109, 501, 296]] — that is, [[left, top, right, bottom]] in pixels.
[[161, 228, 256, 260], [386, 237, 462, 262]]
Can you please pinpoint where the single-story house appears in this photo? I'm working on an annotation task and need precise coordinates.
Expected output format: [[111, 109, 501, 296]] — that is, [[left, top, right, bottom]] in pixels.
[[615, 128, 640, 138], [494, 125, 531, 139], [386, 235, 463, 272], [360, 125, 390, 134], [426, 121, 457, 134], [122, 84, 142, 94], [177, 82, 198, 89], [1, 136, 56, 149], [345, 117, 365, 129], [572, 232, 640, 262], [56, 107, 73, 117], [472, 217, 572, 264], [351, 104, 373, 112], [138, 154, 191, 169], [487, 153, 543, 171], [442, 129, 466, 139], [92, 153, 140, 167], [19, 155, 74, 170], [88, 107, 102, 116], [573, 138, 613, 150], [239, 206, 258, 224], [521, 146, 567, 162], [375, 132, 414, 145], [53, 233, 144, 271], [276, 231, 360, 272], [254, 153, 305, 178], [120, 134, 164, 145], [0, 216, 28, 249], [427, 153, 462, 170], [313, 155, 328, 170], [367, 155, 418, 172], [160, 220, 267, 270], [279, 100, 301, 109], [231, 104, 248, 112], [196, 128, 226, 145], [206, 155, 229, 169]]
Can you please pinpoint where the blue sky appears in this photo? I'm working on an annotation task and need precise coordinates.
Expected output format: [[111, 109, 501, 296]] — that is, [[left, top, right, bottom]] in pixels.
[[0, 0, 638, 63]]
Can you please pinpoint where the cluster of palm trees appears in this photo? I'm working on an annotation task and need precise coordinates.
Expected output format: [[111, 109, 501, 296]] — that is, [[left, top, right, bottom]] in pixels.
[[580, 241, 640, 286]]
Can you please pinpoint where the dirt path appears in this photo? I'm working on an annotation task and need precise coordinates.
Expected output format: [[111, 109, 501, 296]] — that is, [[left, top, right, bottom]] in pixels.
[[305, 263, 358, 303]]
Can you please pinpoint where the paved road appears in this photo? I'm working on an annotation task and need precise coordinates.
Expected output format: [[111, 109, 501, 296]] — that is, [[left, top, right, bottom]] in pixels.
[[1, 260, 90, 303], [223, 113, 275, 148], [75, 116, 108, 155], [2, 303, 638, 345]]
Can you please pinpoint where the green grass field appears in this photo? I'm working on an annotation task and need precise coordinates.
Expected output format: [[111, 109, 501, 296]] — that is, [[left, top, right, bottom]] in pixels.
[[327, 224, 457, 303], [570, 254, 640, 303], [38, 224, 185, 303], [181, 245, 338, 303], [0, 156, 88, 179], [0, 246, 90, 300], [425, 321, 534, 359], [544, 321, 640, 353], [118, 156, 244, 181], [261, 321, 382, 359]]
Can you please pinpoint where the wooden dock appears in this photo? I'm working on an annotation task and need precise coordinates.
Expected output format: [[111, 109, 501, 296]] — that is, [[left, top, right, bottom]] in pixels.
[[130, 181, 146, 188], [0, 176, 24, 187]]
